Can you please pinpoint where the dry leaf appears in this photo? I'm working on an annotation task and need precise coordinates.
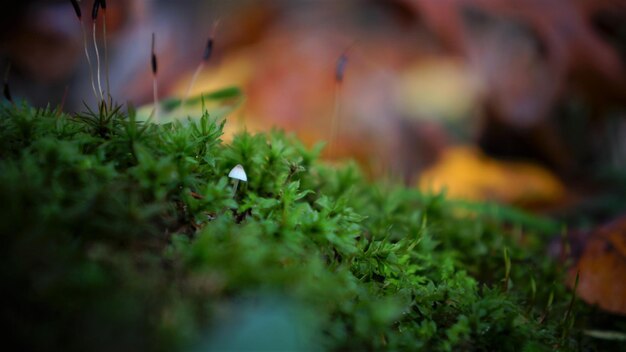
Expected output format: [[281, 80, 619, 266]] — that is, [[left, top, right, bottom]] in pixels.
[[569, 216, 626, 316], [418, 146, 565, 206]]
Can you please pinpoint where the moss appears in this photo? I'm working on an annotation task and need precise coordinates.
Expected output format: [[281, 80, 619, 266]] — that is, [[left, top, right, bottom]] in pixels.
[[0, 101, 607, 351]]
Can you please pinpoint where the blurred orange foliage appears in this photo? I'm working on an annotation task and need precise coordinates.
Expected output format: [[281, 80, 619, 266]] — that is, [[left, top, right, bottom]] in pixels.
[[418, 146, 565, 206], [404, 0, 626, 125]]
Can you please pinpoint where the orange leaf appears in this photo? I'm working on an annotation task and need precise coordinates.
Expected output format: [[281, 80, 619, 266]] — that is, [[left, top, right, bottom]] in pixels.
[[569, 216, 626, 315]]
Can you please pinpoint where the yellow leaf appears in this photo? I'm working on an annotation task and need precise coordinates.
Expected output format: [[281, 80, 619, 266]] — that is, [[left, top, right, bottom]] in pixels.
[[418, 146, 564, 205]]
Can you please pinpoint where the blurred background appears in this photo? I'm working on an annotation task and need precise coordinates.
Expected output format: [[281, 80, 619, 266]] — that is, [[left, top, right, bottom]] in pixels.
[[2, 0, 626, 222]]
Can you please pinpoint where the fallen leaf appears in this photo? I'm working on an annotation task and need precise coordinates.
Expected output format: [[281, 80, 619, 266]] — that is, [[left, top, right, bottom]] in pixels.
[[418, 146, 565, 206], [568, 216, 626, 316]]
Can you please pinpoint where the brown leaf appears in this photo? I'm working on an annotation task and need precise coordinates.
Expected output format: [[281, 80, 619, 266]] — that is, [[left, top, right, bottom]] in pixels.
[[569, 216, 626, 315]]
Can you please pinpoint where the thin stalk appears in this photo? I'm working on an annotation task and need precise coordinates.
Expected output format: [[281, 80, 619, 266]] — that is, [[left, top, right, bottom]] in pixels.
[[3, 63, 14, 105], [179, 20, 220, 115], [81, 21, 99, 101], [180, 62, 205, 114], [69, 0, 98, 102], [329, 50, 350, 159], [103, 11, 111, 104], [329, 82, 342, 158], [152, 78, 159, 121], [150, 33, 159, 121], [503, 247, 511, 292], [56, 86, 69, 116], [92, 21, 104, 101]]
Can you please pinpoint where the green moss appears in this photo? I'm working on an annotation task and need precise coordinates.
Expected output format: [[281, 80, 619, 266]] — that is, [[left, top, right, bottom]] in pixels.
[[0, 101, 605, 351]]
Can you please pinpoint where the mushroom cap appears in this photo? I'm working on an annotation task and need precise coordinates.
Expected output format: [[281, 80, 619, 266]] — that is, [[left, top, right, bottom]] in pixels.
[[228, 164, 247, 182]]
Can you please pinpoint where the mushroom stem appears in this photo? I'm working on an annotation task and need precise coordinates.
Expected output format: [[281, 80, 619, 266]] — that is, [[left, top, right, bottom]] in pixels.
[[232, 179, 240, 197]]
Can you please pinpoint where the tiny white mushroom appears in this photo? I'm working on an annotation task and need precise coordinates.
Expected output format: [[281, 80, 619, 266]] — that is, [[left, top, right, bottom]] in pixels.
[[228, 164, 247, 196]]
